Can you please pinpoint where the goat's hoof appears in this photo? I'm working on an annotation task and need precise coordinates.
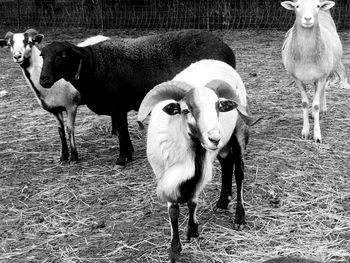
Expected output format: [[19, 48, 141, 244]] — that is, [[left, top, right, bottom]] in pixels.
[[234, 223, 245, 231], [216, 196, 231, 210], [186, 223, 199, 241], [314, 138, 322, 143], [115, 155, 132, 168], [301, 132, 309, 140], [68, 158, 78, 164], [59, 152, 69, 162], [168, 247, 181, 263]]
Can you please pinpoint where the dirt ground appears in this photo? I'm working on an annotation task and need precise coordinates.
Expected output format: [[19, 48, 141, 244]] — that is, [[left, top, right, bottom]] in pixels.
[[0, 29, 349, 263]]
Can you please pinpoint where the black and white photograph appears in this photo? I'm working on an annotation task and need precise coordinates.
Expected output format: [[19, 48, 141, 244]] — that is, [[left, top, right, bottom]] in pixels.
[[0, 0, 349, 262]]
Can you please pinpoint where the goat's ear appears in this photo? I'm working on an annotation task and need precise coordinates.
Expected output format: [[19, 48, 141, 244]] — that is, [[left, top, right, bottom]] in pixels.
[[70, 45, 87, 59], [281, 1, 296, 10], [218, 99, 237, 112], [0, 39, 8, 48], [33, 34, 44, 45], [4, 31, 13, 43], [320, 1, 335, 10], [163, 102, 181, 115]]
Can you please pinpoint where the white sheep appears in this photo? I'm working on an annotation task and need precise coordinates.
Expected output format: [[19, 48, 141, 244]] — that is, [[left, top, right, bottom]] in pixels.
[[0, 29, 109, 163], [281, 0, 349, 143], [137, 59, 256, 262]]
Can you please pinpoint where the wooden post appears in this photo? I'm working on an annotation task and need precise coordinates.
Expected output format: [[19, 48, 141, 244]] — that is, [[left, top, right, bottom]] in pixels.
[[207, 0, 209, 30], [17, 0, 20, 28]]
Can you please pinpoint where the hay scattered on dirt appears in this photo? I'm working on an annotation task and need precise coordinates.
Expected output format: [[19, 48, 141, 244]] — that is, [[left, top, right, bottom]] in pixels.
[[0, 29, 349, 263]]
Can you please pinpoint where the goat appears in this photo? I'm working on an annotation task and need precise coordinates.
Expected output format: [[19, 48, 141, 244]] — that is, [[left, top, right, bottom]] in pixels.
[[137, 59, 257, 262], [0, 29, 109, 163], [38, 29, 236, 167], [281, 0, 349, 143]]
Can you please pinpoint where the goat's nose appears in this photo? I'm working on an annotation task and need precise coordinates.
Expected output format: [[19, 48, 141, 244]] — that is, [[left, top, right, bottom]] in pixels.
[[208, 137, 220, 146], [13, 53, 21, 60], [304, 17, 312, 22], [208, 129, 221, 146]]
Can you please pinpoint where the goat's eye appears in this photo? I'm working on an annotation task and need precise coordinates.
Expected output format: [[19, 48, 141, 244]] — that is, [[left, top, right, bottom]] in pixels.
[[317, 4, 320, 8], [296, 5, 299, 8], [182, 109, 190, 115]]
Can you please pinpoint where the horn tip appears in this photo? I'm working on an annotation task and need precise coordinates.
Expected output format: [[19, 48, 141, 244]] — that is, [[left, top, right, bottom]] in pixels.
[[137, 121, 145, 130]]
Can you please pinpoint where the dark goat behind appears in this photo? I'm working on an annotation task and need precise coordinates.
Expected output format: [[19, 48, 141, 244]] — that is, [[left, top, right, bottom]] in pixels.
[[39, 29, 236, 166]]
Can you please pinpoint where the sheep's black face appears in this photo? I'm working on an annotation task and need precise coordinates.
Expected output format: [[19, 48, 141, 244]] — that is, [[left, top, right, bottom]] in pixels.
[[40, 41, 81, 88]]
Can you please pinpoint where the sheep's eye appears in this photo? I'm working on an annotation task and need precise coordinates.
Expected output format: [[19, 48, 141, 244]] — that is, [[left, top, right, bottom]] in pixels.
[[182, 109, 190, 115], [296, 5, 299, 8], [317, 4, 320, 8]]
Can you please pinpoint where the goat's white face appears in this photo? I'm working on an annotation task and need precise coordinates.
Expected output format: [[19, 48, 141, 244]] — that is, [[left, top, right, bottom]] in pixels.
[[8, 33, 33, 64], [163, 87, 236, 150], [281, 0, 335, 28]]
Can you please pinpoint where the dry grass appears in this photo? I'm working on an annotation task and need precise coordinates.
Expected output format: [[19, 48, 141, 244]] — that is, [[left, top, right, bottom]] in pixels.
[[0, 29, 349, 263]]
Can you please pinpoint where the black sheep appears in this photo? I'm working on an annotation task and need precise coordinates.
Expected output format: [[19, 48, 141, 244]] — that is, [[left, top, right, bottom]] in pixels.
[[39, 29, 236, 166]]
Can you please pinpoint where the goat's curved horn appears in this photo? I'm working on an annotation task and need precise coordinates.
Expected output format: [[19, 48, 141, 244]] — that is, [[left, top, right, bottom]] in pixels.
[[24, 28, 39, 38], [137, 81, 193, 124], [205, 79, 240, 101], [205, 79, 259, 126]]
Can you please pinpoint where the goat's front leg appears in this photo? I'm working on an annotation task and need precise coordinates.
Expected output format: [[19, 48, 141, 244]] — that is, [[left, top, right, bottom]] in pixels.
[[66, 107, 78, 163], [216, 153, 233, 210], [295, 79, 310, 140], [168, 202, 181, 263], [313, 78, 327, 143], [54, 112, 69, 162], [112, 112, 134, 167], [187, 199, 199, 241]]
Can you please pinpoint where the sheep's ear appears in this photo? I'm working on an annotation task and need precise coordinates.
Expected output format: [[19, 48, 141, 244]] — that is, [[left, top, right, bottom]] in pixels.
[[320, 1, 335, 10], [70, 45, 87, 59], [163, 102, 181, 115], [24, 29, 43, 44], [281, 1, 296, 10], [218, 99, 237, 112], [33, 34, 44, 44], [4, 31, 13, 43]]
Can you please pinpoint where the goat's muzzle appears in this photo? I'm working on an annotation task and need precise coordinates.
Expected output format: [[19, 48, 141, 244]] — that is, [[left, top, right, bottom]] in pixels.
[[40, 76, 54, 89]]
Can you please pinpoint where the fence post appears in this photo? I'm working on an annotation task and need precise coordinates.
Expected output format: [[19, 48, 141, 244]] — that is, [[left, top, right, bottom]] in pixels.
[[17, 0, 20, 29], [207, 0, 210, 30]]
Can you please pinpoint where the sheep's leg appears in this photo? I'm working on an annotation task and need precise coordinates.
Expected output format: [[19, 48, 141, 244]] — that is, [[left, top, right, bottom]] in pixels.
[[186, 199, 199, 241], [336, 62, 350, 89], [66, 107, 78, 163], [168, 202, 181, 263], [319, 80, 327, 114], [54, 112, 69, 162], [216, 153, 233, 210], [313, 78, 326, 143], [231, 130, 247, 231], [295, 79, 310, 140], [112, 113, 134, 167]]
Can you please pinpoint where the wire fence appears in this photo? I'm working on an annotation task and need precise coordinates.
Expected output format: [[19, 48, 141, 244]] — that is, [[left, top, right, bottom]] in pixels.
[[1, 0, 350, 31]]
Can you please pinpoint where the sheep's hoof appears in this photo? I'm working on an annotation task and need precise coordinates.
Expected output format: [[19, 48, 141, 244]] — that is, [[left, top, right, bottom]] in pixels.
[[234, 223, 245, 231], [59, 153, 69, 163], [301, 131, 309, 140], [168, 246, 181, 263], [69, 152, 79, 164], [216, 196, 231, 210], [314, 137, 322, 143], [115, 156, 132, 167], [186, 222, 199, 241]]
